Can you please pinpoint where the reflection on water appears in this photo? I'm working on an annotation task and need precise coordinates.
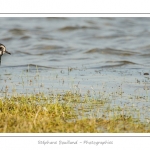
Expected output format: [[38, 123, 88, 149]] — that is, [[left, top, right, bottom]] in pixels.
[[0, 17, 150, 121]]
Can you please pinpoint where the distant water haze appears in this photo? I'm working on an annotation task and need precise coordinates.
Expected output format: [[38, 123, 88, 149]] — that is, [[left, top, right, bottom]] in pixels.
[[0, 17, 150, 68]]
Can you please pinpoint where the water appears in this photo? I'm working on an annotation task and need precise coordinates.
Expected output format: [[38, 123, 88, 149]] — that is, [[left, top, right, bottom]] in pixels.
[[0, 17, 150, 122]]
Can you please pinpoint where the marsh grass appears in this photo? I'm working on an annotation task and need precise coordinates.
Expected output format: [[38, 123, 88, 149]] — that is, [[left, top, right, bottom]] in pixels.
[[0, 66, 150, 132], [0, 91, 150, 133]]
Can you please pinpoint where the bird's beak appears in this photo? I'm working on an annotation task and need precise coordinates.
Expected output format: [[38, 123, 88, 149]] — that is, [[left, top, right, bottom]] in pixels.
[[5, 50, 11, 55]]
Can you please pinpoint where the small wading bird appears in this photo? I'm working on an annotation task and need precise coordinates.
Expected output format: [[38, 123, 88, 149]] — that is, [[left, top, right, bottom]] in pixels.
[[0, 43, 11, 65]]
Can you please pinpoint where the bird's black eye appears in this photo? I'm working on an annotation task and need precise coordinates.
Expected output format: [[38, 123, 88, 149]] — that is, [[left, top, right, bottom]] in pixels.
[[0, 47, 2, 50]]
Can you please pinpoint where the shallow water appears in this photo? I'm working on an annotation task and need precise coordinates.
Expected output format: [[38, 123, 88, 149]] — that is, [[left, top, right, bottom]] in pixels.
[[0, 17, 150, 122]]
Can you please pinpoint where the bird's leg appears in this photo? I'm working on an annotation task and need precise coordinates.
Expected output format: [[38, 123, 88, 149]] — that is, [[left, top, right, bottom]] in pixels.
[[0, 55, 1, 65]]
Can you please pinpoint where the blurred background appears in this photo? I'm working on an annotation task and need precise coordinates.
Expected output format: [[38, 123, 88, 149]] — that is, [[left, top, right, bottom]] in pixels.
[[1, 17, 150, 68], [0, 17, 150, 121], [0, 17, 150, 95]]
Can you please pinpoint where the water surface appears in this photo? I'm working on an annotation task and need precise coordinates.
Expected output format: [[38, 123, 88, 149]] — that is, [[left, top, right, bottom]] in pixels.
[[0, 17, 150, 122]]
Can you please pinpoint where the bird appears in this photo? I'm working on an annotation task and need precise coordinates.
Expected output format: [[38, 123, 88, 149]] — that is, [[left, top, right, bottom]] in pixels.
[[0, 43, 11, 65]]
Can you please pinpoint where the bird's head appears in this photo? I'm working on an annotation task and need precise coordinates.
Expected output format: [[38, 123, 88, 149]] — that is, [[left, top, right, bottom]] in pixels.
[[0, 44, 11, 65], [0, 44, 11, 56]]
